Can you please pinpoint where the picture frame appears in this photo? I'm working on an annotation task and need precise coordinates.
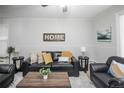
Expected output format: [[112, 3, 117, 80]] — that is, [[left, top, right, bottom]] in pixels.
[[97, 26, 112, 42]]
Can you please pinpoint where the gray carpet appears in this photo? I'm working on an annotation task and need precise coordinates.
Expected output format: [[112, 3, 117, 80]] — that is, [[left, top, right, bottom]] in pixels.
[[9, 72, 95, 88]]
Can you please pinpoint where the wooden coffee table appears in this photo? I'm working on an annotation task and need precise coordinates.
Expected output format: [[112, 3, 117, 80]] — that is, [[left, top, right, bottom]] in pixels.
[[16, 72, 71, 88]]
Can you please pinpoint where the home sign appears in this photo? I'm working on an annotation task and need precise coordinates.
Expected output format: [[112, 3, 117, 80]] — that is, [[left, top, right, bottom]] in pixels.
[[43, 33, 65, 41]]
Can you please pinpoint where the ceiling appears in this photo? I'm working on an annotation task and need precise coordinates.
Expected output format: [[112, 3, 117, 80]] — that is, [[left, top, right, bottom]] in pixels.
[[0, 5, 111, 18]]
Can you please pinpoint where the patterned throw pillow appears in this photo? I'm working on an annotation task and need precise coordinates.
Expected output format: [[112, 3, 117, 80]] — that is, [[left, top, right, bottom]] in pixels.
[[53, 52, 61, 61], [108, 60, 124, 78], [42, 53, 53, 64]]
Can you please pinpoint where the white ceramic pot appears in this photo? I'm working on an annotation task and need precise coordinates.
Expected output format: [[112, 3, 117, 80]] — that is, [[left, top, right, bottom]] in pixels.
[[43, 75, 48, 80]]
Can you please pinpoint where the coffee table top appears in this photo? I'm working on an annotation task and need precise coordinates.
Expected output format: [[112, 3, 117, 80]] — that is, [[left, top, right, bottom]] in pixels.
[[16, 72, 71, 88]]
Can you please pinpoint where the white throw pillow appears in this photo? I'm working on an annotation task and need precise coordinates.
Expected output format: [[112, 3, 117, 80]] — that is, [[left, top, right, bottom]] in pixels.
[[30, 53, 38, 64], [37, 52, 43, 63], [58, 57, 69, 62]]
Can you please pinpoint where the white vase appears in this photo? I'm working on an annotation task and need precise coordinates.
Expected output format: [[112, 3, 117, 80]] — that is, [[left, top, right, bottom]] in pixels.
[[43, 75, 48, 80]]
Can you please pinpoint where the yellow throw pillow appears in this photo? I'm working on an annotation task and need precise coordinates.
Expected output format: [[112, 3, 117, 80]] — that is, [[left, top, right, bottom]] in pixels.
[[111, 64, 124, 78], [61, 51, 73, 58], [42, 53, 53, 64]]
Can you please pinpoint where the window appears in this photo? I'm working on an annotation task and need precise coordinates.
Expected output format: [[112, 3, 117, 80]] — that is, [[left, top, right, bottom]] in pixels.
[[0, 24, 8, 57]]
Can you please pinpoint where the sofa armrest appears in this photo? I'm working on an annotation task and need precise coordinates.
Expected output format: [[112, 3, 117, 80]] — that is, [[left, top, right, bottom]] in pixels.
[[90, 63, 109, 73], [71, 57, 80, 66], [24, 57, 31, 65], [0, 64, 15, 74], [71, 56, 78, 62], [108, 78, 124, 88], [21, 57, 31, 76], [21, 57, 31, 69], [71, 57, 80, 77]]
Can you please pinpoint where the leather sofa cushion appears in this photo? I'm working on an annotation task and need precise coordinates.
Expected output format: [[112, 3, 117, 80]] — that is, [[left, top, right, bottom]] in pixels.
[[51, 62, 73, 72], [0, 74, 11, 83], [29, 62, 73, 72], [29, 63, 51, 68], [52, 62, 73, 68], [93, 73, 112, 87], [29, 63, 51, 71]]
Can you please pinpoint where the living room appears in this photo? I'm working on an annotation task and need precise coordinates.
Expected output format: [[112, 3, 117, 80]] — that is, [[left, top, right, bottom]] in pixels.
[[1, 0, 124, 91]]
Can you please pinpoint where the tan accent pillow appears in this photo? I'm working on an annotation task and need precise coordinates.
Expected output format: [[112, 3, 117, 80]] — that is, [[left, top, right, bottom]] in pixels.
[[61, 51, 73, 63], [111, 64, 124, 78], [42, 53, 53, 64], [61, 51, 73, 58], [37, 52, 44, 63]]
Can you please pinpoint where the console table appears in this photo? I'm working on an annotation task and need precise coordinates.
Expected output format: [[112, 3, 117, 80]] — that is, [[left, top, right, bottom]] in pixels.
[[12, 56, 24, 72]]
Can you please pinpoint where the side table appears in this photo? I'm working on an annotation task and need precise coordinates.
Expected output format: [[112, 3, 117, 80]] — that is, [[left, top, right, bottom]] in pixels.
[[78, 56, 89, 73], [12, 56, 24, 72]]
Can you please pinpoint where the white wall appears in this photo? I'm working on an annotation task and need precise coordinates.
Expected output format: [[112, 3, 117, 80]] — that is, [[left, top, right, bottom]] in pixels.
[[119, 15, 124, 57], [93, 5, 124, 63], [2, 18, 94, 59], [1, 5, 124, 62]]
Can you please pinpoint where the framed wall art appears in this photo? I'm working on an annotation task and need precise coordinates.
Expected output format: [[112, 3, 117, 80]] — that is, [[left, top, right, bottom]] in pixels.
[[97, 26, 112, 42]]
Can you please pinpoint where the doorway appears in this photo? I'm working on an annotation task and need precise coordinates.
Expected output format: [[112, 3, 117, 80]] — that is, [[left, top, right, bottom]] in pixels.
[[117, 14, 124, 57]]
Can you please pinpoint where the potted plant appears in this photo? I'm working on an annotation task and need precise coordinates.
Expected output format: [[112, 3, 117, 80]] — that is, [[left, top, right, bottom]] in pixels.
[[39, 67, 51, 80], [7, 46, 15, 64]]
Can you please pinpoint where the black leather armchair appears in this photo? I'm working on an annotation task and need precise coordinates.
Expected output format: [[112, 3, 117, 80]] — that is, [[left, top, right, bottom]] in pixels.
[[90, 56, 124, 88], [0, 64, 15, 88]]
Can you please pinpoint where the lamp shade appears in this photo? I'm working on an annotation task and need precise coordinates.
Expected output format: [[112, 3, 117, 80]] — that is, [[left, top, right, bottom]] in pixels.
[[80, 46, 86, 52]]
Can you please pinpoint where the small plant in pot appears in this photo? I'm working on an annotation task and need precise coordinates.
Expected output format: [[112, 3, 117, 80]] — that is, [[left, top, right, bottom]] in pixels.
[[39, 67, 51, 80], [7, 46, 15, 64]]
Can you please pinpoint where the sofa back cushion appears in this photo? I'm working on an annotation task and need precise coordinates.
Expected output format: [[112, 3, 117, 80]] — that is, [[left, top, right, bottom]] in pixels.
[[52, 52, 61, 61]]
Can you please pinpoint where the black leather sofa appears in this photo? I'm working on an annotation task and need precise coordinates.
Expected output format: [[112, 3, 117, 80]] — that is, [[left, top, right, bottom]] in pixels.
[[22, 51, 80, 77], [90, 56, 124, 88], [0, 64, 15, 88]]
